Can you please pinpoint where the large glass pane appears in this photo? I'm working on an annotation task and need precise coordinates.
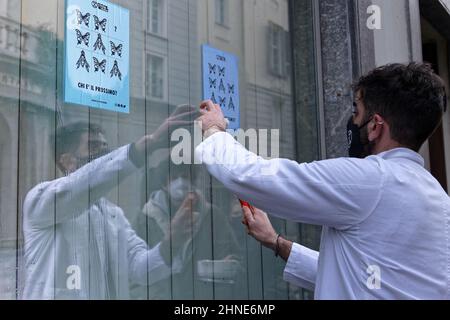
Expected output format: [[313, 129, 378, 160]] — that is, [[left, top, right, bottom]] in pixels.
[[0, 0, 318, 300]]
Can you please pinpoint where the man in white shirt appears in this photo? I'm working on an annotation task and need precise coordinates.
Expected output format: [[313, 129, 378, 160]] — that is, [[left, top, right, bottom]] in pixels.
[[22, 106, 197, 299], [195, 62, 450, 299]]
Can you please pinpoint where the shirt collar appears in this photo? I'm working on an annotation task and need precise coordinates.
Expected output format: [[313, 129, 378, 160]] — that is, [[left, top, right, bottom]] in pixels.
[[375, 148, 425, 167]]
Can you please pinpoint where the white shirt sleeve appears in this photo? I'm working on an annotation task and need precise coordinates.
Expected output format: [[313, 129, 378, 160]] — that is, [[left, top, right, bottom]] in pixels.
[[195, 132, 385, 230], [124, 214, 183, 286], [23, 145, 138, 229], [283, 243, 319, 291]]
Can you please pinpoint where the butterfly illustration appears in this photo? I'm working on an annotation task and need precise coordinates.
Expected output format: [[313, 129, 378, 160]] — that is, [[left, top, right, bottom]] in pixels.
[[75, 29, 90, 46], [110, 41, 123, 57], [76, 50, 90, 72], [208, 63, 216, 75], [93, 15, 107, 32], [219, 96, 226, 108], [209, 78, 217, 89], [93, 34, 106, 54], [218, 66, 225, 77], [218, 79, 226, 93], [93, 57, 107, 73], [76, 10, 90, 27], [228, 83, 235, 94], [110, 60, 122, 80]]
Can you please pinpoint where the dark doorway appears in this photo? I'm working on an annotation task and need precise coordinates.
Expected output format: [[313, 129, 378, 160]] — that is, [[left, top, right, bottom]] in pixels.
[[422, 42, 448, 192]]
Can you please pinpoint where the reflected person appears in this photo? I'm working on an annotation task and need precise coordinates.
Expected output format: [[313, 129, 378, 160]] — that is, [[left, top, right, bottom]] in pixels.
[[134, 165, 243, 298], [22, 106, 197, 299]]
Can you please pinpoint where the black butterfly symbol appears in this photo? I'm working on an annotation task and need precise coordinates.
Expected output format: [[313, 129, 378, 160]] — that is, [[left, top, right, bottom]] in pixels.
[[75, 29, 90, 46], [218, 66, 225, 77], [93, 57, 107, 73], [228, 97, 235, 111], [76, 50, 90, 72], [93, 34, 106, 54], [110, 60, 122, 80], [228, 83, 235, 94], [219, 96, 226, 108], [209, 78, 217, 89], [208, 63, 216, 75], [76, 10, 90, 27], [110, 41, 123, 57], [94, 15, 107, 32], [218, 79, 226, 93]]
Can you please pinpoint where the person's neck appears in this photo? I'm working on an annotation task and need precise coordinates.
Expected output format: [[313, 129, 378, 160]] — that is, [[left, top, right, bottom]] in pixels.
[[371, 139, 404, 155]]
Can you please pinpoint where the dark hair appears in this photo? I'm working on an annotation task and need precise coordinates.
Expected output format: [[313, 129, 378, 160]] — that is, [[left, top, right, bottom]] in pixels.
[[50, 121, 105, 160], [353, 62, 447, 151]]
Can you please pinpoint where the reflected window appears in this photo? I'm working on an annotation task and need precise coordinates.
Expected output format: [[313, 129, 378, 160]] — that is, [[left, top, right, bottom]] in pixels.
[[215, 0, 228, 26], [268, 22, 289, 78], [0, 0, 20, 19], [146, 53, 165, 100], [147, 0, 165, 36]]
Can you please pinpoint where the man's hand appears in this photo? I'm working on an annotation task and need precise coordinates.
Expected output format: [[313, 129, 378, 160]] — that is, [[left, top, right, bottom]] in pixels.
[[135, 104, 199, 154], [242, 206, 278, 251], [160, 192, 201, 263], [242, 206, 293, 261], [197, 100, 228, 137]]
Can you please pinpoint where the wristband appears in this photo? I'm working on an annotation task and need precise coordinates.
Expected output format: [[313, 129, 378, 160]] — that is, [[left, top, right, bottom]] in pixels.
[[274, 234, 282, 257]]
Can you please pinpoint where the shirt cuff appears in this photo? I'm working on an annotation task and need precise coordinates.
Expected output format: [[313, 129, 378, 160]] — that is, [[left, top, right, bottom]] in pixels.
[[128, 143, 145, 168], [283, 242, 319, 291]]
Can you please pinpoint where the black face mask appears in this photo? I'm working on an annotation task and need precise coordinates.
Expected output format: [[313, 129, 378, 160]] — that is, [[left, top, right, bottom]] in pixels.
[[347, 117, 371, 158]]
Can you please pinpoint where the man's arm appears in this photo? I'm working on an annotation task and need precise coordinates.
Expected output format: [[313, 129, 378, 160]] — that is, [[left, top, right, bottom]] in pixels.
[[242, 206, 318, 291], [24, 105, 198, 229], [23, 144, 140, 229], [196, 100, 384, 229]]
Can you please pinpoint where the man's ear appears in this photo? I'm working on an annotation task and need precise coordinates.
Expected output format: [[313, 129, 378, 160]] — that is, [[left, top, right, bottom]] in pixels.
[[368, 114, 385, 142], [58, 153, 77, 173]]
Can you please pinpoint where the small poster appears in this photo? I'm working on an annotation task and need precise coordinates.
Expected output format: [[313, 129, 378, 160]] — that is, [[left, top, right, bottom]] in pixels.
[[64, 0, 129, 113], [202, 45, 240, 130]]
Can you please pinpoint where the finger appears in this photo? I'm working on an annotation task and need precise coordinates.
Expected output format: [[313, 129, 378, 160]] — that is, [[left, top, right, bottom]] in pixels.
[[179, 192, 195, 210], [252, 207, 268, 219], [242, 206, 255, 224], [200, 100, 215, 111], [214, 104, 223, 113], [198, 108, 208, 116]]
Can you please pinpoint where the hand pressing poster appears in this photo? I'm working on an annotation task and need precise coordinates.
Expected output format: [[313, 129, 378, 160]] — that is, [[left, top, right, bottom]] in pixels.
[[202, 45, 240, 130], [64, 0, 129, 113]]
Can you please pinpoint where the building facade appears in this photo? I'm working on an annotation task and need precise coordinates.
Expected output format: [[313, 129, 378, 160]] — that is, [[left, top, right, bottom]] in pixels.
[[0, 0, 449, 300]]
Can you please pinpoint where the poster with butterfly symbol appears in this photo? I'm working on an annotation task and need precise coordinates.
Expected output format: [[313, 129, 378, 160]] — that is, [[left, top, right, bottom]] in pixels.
[[202, 45, 240, 130], [64, 0, 129, 113]]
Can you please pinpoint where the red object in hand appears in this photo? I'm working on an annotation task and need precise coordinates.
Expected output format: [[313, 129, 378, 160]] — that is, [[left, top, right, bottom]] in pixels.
[[239, 199, 251, 208], [239, 200, 255, 216]]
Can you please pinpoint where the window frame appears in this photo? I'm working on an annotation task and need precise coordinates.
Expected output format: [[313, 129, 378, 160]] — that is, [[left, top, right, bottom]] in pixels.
[[215, 0, 229, 27], [144, 52, 167, 101], [144, 0, 167, 38]]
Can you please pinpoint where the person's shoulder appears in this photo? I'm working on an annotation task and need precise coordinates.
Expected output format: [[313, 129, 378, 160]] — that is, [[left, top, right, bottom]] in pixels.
[[24, 179, 57, 203], [301, 156, 386, 186]]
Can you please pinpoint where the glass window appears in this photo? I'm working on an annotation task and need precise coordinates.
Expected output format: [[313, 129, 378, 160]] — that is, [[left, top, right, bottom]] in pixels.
[[0, 0, 319, 300], [215, 0, 227, 26], [268, 22, 289, 78], [146, 54, 165, 100], [147, 0, 165, 36]]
